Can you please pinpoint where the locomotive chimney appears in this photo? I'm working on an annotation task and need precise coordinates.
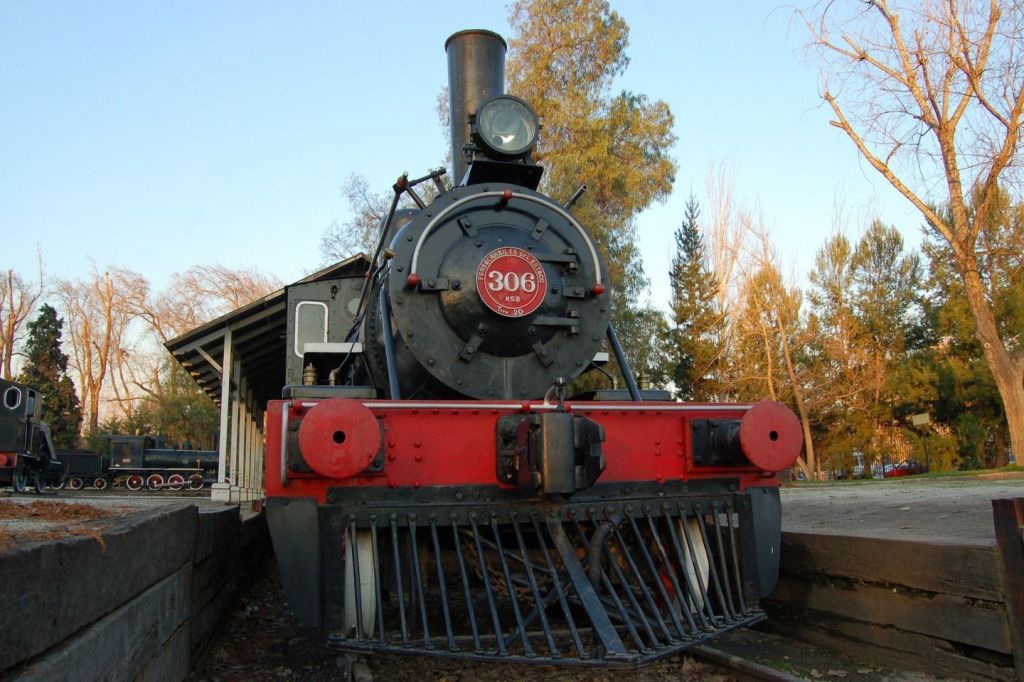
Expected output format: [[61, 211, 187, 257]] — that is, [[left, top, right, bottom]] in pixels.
[[445, 29, 506, 185]]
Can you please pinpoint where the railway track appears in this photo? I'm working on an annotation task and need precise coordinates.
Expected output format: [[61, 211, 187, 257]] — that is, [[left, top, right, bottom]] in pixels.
[[690, 644, 806, 682]]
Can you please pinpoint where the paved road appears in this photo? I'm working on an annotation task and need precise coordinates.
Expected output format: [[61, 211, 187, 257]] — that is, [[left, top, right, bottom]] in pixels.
[[780, 476, 1023, 544]]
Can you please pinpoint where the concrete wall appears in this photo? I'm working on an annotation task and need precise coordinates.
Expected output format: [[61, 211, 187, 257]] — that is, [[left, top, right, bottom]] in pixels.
[[0, 504, 269, 681]]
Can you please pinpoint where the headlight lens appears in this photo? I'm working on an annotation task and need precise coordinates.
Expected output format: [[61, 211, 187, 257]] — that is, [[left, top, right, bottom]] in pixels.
[[475, 96, 538, 157]]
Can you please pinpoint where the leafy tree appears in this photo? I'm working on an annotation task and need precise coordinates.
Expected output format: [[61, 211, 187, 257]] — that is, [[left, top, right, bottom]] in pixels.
[[506, 0, 677, 380], [669, 195, 723, 400], [805, 233, 871, 470], [133, 361, 219, 448], [804, 223, 920, 473], [900, 188, 1023, 467], [850, 221, 920, 455], [84, 361, 218, 454], [16, 304, 83, 448]]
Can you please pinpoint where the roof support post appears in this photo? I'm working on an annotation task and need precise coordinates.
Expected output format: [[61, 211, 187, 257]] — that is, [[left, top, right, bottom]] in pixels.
[[211, 329, 233, 502], [238, 396, 249, 499], [230, 364, 243, 501]]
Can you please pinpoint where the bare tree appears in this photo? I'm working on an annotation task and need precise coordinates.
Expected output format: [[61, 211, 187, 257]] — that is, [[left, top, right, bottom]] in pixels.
[[729, 216, 819, 479], [320, 175, 389, 263], [319, 173, 445, 265], [0, 259, 44, 379], [805, 0, 1024, 458], [54, 267, 142, 431], [144, 264, 283, 343], [705, 162, 747, 319]]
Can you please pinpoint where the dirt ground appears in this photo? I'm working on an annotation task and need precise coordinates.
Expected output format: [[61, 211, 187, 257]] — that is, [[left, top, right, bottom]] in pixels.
[[0, 490, 249, 554], [191, 557, 732, 682], [195, 556, 953, 682], [0, 499, 123, 552]]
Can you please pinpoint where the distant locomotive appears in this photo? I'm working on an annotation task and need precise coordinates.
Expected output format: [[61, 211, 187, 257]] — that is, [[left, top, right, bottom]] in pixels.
[[0, 378, 63, 493], [106, 435, 216, 490], [58, 436, 217, 491], [264, 30, 803, 667]]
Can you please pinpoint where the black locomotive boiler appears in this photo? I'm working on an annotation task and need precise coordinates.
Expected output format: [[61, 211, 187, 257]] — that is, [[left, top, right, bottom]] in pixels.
[[264, 30, 802, 668]]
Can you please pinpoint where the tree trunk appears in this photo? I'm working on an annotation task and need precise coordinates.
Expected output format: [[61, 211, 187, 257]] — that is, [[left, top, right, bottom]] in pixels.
[[777, 318, 816, 478], [960, 259, 1024, 462]]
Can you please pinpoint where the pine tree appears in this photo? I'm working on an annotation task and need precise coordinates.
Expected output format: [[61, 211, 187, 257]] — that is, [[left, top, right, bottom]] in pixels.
[[17, 304, 83, 448], [669, 195, 723, 400]]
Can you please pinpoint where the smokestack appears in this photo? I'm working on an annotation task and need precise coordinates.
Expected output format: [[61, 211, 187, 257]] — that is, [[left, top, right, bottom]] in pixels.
[[445, 30, 506, 185]]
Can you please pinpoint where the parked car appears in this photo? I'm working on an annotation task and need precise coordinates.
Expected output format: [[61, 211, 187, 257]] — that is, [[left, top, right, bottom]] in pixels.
[[884, 459, 925, 477]]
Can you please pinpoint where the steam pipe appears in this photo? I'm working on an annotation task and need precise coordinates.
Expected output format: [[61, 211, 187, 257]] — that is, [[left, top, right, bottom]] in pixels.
[[445, 30, 507, 185]]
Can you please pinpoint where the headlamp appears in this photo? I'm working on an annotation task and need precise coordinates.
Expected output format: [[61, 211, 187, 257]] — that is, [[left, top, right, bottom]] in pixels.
[[473, 95, 539, 158]]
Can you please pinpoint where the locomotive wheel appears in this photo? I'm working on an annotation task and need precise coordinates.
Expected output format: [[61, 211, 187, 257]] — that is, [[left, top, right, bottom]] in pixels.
[[12, 467, 28, 493], [67, 477, 83, 490], [167, 474, 185, 491], [33, 471, 45, 494], [126, 474, 144, 491], [92, 477, 108, 490], [146, 474, 164, 490], [53, 479, 65, 490], [343, 529, 377, 637], [187, 474, 204, 490], [680, 517, 712, 614]]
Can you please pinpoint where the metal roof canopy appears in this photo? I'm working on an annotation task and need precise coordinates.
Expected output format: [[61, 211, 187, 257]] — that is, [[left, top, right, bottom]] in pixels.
[[164, 254, 371, 408]]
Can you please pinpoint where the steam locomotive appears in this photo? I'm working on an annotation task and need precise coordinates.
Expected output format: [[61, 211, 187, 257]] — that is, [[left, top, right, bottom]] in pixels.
[[264, 30, 802, 667], [0, 378, 63, 493], [57, 436, 217, 491]]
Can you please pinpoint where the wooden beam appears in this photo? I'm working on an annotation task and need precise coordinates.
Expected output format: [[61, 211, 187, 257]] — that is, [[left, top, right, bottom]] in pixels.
[[992, 498, 1024, 677]]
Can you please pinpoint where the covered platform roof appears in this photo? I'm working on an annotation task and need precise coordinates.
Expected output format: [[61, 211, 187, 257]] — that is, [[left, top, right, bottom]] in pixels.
[[164, 254, 370, 407]]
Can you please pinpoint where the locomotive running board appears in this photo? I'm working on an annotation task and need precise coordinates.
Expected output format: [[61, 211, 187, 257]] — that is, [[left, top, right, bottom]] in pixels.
[[314, 491, 767, 666]]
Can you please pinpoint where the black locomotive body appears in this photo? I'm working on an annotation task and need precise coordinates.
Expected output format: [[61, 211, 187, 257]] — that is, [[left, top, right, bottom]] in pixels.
[[0, 378, 63, 493]]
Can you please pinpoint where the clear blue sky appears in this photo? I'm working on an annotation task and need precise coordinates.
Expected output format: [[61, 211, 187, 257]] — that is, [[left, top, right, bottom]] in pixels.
[[2, 2, 920, 311]]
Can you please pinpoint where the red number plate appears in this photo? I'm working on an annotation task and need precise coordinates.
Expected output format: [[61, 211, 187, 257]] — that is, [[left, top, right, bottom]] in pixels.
[[476, 247, 548, 318]]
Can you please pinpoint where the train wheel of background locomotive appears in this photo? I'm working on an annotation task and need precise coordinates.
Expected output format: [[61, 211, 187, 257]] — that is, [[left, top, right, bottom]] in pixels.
[[146, 474, 164, 490], [11, 467, 27, 493], [167, 474, 185, 491], [53, 479, 65, 490], [187, 474, 204, 490], [33, 471, 45, 494], [126, 474, 143, 491], [67, 477, 83, 490], [93, 477, 108, 490], [679, 517, 711, 614], [343, 529, 376, 637]]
